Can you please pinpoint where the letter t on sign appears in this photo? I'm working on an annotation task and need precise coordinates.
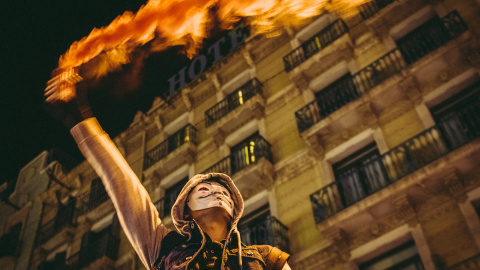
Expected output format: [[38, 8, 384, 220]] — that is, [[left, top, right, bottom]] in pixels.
[[208, 37, 226, 63], [229, 24, 248, 50]]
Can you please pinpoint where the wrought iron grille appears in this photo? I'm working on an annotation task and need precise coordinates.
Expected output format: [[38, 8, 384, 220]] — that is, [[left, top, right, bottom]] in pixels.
[[448, 253, 480, 270], [35, 199, 77, 246], [78, 229, 119, 269], [397, 11, 467, 65], [311, 94, 480, 223], [284, 19, 348, 71], [202, 134, 272, 175], [240, 216, 290, 253], [295, 11, 468, 133], [143, 124, 198, 169], [231, 134, 273, 174], [205, 78, 263, 127]]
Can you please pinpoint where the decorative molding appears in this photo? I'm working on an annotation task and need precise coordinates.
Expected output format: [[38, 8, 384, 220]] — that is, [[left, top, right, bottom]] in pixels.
[[275, 150, 315, 183], [303, 133, 326, 160], [242, 47, 255, 68], [461, 38, 480, 67], [265, 85, 302, 116], [400, 75, 421, 104], [323, 227, 350, 262], [393, 194, 418, 227], [181, 88, 193, 110], [444, 170, 467, 203], [208, 73, 221, 91]]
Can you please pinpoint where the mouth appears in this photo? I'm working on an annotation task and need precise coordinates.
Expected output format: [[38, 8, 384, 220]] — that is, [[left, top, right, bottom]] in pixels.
[[199, 193, 233, 206]]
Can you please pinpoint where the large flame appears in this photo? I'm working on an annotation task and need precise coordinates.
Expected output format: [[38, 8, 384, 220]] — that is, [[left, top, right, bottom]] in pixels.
[[59, 0, 368, 74], [50, 0, 369, 101]]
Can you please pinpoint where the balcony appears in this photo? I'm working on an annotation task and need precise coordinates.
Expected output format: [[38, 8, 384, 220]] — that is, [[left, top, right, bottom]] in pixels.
[[153, 182, 185, 219], [69, 230, 119, 270], [310, 95, 480, 224], [35, 200, 77, 250], [240, 216, 290, 253], [284, 0, 397, 72], [358, 0, 396, 19], [448, 253, 480, 270], [37, 252, 67, 270], [203, 134, 275, 199], [154, 197, 167, 219], [144, 124, 197, 169], [284, 19, 349, 72], [35, 216, 76, 251], [77, 181, 112, 221], [205, 79, 265, 143], [295, 11, 468, 133]]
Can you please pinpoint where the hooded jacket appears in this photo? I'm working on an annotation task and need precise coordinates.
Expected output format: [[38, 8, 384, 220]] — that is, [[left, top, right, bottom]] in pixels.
[[71, 118, 289, 270]]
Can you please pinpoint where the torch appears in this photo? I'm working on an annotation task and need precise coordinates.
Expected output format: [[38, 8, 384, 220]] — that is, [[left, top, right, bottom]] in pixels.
[[45, 67, 83, 103]]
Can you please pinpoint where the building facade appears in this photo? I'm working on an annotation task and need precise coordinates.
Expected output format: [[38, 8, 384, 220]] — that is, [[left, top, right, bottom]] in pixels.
[[0, 150, 72, 270], [3, 0, 480, 269]]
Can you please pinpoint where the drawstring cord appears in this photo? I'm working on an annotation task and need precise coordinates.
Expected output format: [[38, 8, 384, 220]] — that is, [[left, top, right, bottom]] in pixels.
[[235, 228, 242, 270]]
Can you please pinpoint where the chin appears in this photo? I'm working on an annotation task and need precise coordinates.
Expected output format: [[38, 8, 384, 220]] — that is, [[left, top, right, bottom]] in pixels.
[[192, 207, 232, 221]]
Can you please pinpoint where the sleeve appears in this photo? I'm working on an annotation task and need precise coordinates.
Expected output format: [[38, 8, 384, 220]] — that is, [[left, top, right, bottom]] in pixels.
[[70, 118, 171, 270], [265, 247, 290, 270]]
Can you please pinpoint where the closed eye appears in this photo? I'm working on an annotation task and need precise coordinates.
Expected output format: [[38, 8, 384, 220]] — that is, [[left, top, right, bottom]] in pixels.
[[199, 187, 209, 191]]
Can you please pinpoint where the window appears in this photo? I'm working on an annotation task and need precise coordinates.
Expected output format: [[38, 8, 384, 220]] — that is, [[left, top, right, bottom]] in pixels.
[[89, 178, 109, 209], [359, 241, 424, 270], [230, 133, 272, 173], [163, 177, 188, 218], [54, 197, 76, 230], [396, 16, 450, 65], [37, 252, 67, 270], [314, 74, 360, 118], [333, 143, 389, 207], [431, 82, 480, 150], [239, 204, 270, 246], [79, 223, 119, 268]]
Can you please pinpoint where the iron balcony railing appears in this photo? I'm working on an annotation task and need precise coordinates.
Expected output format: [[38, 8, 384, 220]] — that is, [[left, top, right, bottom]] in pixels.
[[202, 135, 273, 175], [144, 124, 198, 169], [205, 78, 263, 127], [37, 252, 69, 270], [310, 98, 480, 223], [347, 0, 396, 28], [397, 11, 467, 65], [35, 200, 77, 246], [203, 156, 232, 175], [154, 195, 176, 219], [77, 186, 110, 216], [295, 11, 467, 133], [284, 19, 349, 71], [35, 216, 76, 246], [77, 233, 120, 269], [359, 0, 396, 19], [448, 253, 480, 270], [240, 216, 290, 253]]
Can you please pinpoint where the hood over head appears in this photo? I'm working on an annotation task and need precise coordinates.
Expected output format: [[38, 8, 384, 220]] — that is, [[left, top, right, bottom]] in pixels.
[[171, 173, 244, 238]]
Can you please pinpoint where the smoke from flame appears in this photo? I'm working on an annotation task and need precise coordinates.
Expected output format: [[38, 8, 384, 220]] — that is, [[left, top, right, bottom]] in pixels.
[[58, 0, 369, 79]]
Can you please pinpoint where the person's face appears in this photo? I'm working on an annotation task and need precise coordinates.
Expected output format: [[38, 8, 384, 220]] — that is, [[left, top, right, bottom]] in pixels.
[[187, 181, 234, 217]]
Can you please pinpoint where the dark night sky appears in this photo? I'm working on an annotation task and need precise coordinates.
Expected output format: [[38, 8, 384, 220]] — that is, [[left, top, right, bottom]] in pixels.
[[1, 0, 194, 183]]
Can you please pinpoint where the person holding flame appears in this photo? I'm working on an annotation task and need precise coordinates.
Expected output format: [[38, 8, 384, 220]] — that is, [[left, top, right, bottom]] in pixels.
[[44, 69, 291, 270]]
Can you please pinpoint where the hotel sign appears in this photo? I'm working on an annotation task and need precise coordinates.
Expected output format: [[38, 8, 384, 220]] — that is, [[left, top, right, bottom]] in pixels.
[[167, 24, 249, 96]]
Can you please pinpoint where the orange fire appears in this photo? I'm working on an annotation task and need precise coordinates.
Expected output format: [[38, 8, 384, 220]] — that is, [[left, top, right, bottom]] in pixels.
[[50, 0, 368, 101]]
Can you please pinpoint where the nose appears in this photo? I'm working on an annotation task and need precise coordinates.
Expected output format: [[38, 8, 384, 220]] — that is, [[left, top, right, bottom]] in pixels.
[[211, 186, 222, 194]]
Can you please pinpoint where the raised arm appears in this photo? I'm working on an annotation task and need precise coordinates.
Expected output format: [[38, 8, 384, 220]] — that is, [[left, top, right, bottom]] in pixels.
[[44, 69, 170, 269]]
